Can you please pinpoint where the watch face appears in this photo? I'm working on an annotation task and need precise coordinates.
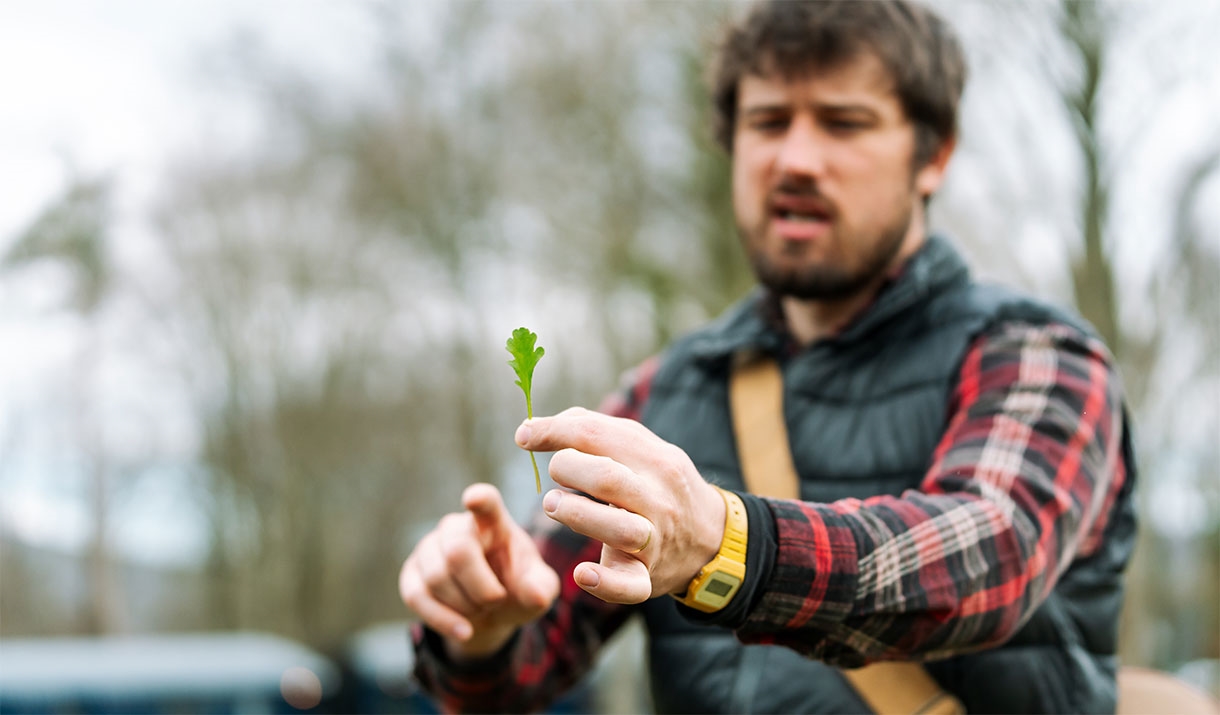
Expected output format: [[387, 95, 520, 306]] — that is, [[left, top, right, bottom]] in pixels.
[[694, 572, 742, 610], [705, 578, 734, 597]]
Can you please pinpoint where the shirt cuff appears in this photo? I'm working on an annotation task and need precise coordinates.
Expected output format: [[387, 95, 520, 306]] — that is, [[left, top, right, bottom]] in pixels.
[[674, 490, 777, 629], [413, 621, 520, 678]]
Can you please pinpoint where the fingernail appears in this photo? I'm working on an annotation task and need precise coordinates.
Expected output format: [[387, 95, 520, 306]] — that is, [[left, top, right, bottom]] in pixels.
[[452, 622, 471, 641], [576, 567, 599, 588], [543, 490, 561, 513], [514, 423, 532, 447]]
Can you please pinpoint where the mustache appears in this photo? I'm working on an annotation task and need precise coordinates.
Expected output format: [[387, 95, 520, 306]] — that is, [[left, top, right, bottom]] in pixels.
[[768, 180, 836, 215], [771, 177, 824, 198]]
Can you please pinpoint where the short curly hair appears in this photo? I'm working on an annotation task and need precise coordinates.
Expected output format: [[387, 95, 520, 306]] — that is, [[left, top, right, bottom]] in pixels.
[[710, 0, 966, 168]]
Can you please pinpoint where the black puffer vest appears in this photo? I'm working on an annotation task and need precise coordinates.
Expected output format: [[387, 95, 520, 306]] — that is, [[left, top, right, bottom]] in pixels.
[[637, 236, 1137, 714]]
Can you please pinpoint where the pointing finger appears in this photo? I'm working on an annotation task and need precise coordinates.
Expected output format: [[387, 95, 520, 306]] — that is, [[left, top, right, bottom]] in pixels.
[[462, 483, 513, 547], [435, 517, 509, 605]]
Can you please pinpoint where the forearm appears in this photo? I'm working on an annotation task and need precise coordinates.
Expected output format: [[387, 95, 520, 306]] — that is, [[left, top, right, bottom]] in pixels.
[[739, 491, 1059, 665], [412, 623, 522, 713], [412, 524, 632, 712], [730, 323, 1128, 665], [412, 605, 602, 713]]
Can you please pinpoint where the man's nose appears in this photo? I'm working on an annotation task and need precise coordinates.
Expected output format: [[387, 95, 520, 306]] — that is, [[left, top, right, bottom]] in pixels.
[[776, 116, 826, 179]]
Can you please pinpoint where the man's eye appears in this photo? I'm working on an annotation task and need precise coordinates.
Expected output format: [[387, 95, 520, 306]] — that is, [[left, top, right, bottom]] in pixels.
[[825, 119, 866, 133], [750, 118, 788, 132]]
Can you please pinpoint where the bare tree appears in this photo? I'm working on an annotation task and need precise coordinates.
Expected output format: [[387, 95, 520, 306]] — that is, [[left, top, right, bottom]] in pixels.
[[127, 0, 751, 652], [3, 175, 126, 634]]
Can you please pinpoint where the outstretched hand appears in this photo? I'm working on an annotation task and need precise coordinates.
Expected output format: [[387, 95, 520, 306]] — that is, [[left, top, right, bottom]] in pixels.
[[399, 483, 559, 659], [515, 407, 725, 604]]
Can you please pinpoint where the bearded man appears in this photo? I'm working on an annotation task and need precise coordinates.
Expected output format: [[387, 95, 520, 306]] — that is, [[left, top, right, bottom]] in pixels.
[[399, 2, 1136, 712]]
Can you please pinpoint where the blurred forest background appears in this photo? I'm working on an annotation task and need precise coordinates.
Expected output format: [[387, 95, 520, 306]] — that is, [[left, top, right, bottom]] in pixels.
[[2, 0, 1218, 704]]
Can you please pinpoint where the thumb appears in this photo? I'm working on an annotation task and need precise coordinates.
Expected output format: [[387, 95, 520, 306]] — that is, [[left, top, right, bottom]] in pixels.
[[516, 556, 561, 610], [463, 483, 514, 549], [573, 545, 652, 605]]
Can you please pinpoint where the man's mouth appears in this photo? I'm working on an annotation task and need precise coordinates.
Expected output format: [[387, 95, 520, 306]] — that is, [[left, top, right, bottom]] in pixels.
[[769, 195, 833, 239], [770, 193, 833, 221], [774, 208, 829, 223]]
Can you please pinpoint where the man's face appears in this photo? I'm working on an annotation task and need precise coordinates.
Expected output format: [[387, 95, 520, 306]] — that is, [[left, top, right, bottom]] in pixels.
[[731, 52, 950, 301]]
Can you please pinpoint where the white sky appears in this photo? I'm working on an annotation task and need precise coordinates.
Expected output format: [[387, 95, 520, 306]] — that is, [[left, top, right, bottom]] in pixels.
[[0, 1, 379, 241], [1, 1, 1216, 566], [0, 1, 381, 565]]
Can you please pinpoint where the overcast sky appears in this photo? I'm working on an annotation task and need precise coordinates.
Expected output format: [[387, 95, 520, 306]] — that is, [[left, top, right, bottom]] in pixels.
[[0, 1, 382, 241], [1, 1, 1217, 566], [0, 1, 385, 565]]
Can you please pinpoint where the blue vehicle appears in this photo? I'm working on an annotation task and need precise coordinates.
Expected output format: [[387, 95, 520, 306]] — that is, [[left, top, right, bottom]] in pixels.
[[0, 632, 340, 714]]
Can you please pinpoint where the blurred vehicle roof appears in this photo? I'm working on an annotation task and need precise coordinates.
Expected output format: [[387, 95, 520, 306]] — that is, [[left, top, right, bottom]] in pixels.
[[0, 631, 340, 699]]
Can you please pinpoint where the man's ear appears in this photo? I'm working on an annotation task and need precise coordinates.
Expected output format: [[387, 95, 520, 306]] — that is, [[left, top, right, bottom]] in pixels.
[[915, 135, 957, 197]]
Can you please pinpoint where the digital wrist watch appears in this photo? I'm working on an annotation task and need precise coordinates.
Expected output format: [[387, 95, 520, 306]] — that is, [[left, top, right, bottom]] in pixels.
[[674, 486, 748, 613]]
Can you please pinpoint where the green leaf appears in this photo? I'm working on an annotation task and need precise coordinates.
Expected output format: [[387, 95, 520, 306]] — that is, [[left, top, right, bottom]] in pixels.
[[506, 327, 545, 492], [506, 327, 545, 412]]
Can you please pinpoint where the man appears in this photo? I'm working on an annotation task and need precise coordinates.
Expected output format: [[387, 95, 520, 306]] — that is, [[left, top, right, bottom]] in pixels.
[[399, 1, 1136, 712]]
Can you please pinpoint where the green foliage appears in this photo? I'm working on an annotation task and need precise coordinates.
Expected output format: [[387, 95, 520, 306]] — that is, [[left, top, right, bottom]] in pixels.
[[506, 327, 545, 411], [506, 327, 545, 492], [4, 176, 113, 313]]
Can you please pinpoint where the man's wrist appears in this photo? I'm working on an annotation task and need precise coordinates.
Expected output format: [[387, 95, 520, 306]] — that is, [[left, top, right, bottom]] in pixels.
[[438, 624, 518, 665], [675, 492, 776, 628], [673, 486, 749, 613]]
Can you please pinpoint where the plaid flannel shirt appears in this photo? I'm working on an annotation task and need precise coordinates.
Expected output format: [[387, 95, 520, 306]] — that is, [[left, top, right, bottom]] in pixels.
[[412, 320, 1128, 713]]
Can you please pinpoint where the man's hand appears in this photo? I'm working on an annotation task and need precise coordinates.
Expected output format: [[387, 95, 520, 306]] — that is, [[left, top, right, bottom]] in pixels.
[[515, 407, 726, 605], [399, 483, 560, 660]]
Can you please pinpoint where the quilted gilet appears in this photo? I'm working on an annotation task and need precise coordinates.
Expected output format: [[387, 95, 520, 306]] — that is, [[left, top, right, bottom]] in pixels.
[[637, 236, 1138, 714]]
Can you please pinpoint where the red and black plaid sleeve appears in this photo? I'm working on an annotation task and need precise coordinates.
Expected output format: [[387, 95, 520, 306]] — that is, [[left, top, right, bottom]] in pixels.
[[413, 318, 1127, 701], [410, 357, 660, 713], [735, 322, 1128, 665]]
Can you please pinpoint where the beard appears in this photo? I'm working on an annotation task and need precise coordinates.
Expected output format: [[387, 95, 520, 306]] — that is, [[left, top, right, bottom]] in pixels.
[[741, 202, 913, 301]]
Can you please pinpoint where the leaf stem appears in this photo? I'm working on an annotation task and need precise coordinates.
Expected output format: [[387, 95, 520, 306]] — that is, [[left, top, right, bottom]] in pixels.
[[525, 394, 539, 492]]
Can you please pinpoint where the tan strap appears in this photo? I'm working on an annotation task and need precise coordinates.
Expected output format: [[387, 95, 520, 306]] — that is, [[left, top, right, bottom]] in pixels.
[[841, 662, 964, 715], [729, 352, 799, 500], [729, 353, 965, 715]]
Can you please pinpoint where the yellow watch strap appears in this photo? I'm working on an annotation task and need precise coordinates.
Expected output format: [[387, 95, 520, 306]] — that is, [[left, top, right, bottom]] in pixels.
[[716, 486, 748, 562], [674, 486, 750, 612]]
